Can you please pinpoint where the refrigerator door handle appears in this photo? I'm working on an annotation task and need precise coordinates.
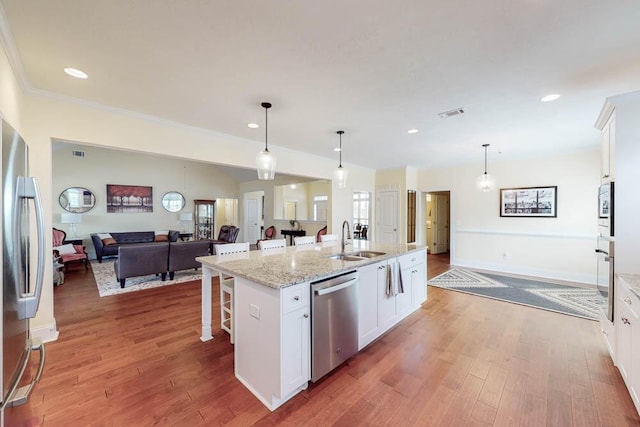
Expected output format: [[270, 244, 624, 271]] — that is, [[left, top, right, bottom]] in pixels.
[[15, 176, 46, 320], [3, 339, 46, 408]]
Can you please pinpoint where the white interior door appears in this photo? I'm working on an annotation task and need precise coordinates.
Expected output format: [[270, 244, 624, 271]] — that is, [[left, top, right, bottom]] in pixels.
[[244, 195, 260, 243], [377, 190, 399, 244]]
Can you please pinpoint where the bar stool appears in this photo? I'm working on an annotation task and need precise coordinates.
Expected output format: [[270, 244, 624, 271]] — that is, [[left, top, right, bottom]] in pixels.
[[258, 238, 286, 251], [214, 242, 250, 343], [294, 236, 316, 246]]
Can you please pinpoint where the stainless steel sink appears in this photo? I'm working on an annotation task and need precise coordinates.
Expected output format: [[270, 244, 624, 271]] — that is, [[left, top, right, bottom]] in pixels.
[[349, 251, 386, 258], [328, 254, 365, 261]]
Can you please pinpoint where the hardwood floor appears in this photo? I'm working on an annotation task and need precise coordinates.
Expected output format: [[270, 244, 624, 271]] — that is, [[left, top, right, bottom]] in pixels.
[[12, 259, 639, 426]]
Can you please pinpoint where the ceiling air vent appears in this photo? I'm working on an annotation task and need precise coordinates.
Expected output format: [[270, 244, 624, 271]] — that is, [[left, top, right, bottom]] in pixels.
[[438, 107, 465, 119], [72, 150, 85, 158]]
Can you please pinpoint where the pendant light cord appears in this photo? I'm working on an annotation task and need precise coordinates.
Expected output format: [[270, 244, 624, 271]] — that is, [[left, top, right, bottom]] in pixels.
[[264, 106, 269, 152], [482, 143, 489, 175], [337, 130, 344, 168]]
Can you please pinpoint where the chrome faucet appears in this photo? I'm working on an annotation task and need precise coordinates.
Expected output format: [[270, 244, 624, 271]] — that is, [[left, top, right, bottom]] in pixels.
[[341, 220, 351, 253]]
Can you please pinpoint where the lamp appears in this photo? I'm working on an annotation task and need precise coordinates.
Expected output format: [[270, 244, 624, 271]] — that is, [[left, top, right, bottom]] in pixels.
[[333, 130, 348, 189], [61, 212, 81, 237], [179, 212, 193, 233], [256, 102, 276, 180], [476, 143, 495, 192]]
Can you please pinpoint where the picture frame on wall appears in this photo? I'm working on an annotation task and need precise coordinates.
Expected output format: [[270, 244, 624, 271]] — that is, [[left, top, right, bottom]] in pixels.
[[106, 184, 153, 213], [500, 186, 557, 218]]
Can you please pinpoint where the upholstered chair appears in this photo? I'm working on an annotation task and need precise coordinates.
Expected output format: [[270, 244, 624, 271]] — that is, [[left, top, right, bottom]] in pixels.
[[52, 228, 89, 271]]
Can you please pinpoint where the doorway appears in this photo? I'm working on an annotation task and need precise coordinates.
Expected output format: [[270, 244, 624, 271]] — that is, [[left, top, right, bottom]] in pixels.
[[425, 191, 451, 274], [243, 191, 264, 244]]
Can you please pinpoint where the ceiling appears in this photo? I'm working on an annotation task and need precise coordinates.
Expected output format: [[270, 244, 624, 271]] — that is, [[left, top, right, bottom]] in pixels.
[[2, 1, 640, 170]]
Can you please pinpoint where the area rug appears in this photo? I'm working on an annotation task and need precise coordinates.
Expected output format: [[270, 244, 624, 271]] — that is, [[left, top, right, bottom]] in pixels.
[[428, 268, 606, 320], [91, 259, 201, 297]]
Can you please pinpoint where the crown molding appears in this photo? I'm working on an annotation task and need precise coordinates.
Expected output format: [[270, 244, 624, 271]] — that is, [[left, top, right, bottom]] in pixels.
[[594, 99, 615, 130], [0, 2, 31, 92]]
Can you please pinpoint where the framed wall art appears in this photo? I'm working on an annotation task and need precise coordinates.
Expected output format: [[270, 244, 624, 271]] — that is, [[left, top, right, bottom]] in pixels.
[[107, 184, 153, 213], [500, 186, 557, 218]]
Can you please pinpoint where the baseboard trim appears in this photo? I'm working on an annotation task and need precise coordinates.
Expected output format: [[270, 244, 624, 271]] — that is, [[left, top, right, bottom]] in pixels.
[[31, 321, 59, 343], [452, 260, 596, 288]]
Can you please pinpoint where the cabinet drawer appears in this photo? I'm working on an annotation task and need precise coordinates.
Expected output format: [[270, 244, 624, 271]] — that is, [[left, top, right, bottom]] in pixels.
[[618, 279, 640, 319], [398, 250, 424, 271], [282, 283, 309, 314]]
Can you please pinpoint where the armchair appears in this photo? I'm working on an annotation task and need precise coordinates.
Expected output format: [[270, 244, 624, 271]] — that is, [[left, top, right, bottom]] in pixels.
[[52, 227, 89, 271]]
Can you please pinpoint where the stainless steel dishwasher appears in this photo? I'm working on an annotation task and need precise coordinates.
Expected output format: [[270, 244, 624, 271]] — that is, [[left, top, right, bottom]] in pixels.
[[311, 270, 359, 382]]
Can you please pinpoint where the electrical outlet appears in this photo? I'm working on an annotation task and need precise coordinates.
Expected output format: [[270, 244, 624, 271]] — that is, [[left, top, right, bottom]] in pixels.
[[250, 304, 260, 319]]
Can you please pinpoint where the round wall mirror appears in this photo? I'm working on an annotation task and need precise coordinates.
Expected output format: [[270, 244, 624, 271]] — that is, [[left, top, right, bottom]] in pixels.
[[161, 191, 186, 212], [59, 187, 96, 213]]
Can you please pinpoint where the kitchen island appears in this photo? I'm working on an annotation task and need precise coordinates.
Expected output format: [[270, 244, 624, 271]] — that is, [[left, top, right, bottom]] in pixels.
[[197, 240, 427, 410]]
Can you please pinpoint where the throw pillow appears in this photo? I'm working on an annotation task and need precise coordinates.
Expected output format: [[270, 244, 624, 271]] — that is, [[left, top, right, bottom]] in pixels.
[[97, 233, 112, 240], [54, 243, 76, 255], [154, 230, 169, 236], [102, 237, 117, 246], [154, 234, 169, 242]]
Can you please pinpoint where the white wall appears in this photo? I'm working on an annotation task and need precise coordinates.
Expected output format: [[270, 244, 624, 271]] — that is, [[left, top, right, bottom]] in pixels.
[[53, 142, 240, 258], [419, 149, 600, 284], [610, 90, 640, 274]]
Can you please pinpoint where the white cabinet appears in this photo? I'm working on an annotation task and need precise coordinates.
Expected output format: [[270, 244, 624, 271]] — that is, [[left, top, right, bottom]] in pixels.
[[616, 276, 640, 414], [357, 249, 427, 350], [598, 307, 616, 362], [282, 307, 310, 397], [596, 106, 616, 182], [399, 249, 427, 308], [234, 279, 310, 411], [358, 260, 384, 349]]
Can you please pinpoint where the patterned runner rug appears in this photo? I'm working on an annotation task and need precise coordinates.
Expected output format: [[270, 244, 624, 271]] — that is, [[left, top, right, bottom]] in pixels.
[[428, 268, 606, 320], [91, 259, 201, 297]]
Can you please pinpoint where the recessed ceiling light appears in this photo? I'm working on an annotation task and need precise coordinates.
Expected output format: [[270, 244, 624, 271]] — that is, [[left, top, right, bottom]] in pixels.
[[541, 94, 561, 102], [408, 129, 419, 134], [247, 123, 259, 129], [334, 147, 342, 152], [64, 67, 88, 79]]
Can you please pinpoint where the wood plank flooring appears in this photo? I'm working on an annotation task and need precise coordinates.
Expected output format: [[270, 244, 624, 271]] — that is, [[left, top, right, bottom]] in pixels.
[[10, 257, 640, 426]]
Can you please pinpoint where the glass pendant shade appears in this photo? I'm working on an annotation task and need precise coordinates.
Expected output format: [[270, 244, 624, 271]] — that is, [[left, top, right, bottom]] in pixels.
[[256, 102, 276, 180], [333, 166, 348, 189], [256, 149, 276, 180], [476, 172, 495, 192], [333, 130, 348, 189]]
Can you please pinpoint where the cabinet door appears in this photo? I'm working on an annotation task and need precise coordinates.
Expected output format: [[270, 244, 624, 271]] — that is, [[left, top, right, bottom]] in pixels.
[[358, 261, 383, 349], [411, 262, 427, 307], [378, 260, 397, 331], [618, 302, 633, 384], [281, 306, 310, 397], [396, 267, 413, 317], [601, 123, 611, 180], [608, 114, 616, 179]]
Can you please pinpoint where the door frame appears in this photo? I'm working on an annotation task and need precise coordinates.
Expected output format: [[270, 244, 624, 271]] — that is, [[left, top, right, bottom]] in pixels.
[[418, 188, 455, 265]]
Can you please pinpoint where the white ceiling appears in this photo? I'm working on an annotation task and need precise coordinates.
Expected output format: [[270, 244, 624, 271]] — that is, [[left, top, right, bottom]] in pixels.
[[2, 1, 640, 170]]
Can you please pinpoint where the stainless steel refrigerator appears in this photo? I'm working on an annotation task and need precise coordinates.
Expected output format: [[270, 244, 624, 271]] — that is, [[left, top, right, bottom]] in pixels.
[[0, 119, 46, 424]]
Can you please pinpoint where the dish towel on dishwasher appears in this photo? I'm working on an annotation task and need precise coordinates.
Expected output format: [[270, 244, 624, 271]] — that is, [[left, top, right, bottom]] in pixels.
[[386, 262, 404, 296]]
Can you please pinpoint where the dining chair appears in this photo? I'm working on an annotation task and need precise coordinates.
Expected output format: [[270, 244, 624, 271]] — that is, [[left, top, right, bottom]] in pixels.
[[294, 236, 316, 246], [353, 223, 362, 239], [214, 242, 250, 344], [320, 234, 338, 242], [259, 238, 286, 250], [316, 225, 327, 242]]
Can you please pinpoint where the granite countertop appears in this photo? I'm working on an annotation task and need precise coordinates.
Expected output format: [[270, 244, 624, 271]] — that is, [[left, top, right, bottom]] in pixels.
[[197, 241, 425, 289], [618, 273, 640, 300]]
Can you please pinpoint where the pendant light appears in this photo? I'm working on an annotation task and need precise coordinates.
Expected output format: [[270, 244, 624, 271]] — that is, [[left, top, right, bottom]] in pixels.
[[256, 102, 276, 180], [476, 143, 495, 192], [333, 130, 348, 189]]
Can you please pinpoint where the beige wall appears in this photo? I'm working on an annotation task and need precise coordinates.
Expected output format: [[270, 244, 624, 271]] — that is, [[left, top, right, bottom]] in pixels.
[[53, 142, 241, 258], [419, 149, 600, 284]]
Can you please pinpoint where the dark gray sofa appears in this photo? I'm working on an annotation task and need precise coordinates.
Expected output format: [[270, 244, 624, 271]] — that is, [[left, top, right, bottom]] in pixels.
[[114, 243, 170, 288], [91, 230, 179, 262], [168, 240, 211, 280]]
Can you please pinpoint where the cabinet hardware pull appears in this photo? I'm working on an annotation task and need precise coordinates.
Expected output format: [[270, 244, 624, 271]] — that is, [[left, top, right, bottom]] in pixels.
[[378, 265, 386, 270], [411, 258, 416, 262], [622, 317, 631, 325], [294, 296, 299, 301], [303, 313, 309, 318], [625, 297, 632, 305]]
